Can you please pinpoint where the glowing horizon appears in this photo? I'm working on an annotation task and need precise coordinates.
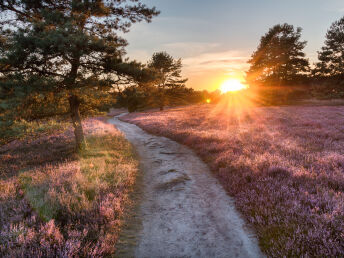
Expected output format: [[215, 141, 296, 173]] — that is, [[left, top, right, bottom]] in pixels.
[[125, 0, 344, 91], [220, 79, 248, 93]]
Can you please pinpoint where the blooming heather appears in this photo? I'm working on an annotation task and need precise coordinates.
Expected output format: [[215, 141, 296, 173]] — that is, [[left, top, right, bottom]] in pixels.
[[0, 117, 138, 256], [121, 104, 344, 257]]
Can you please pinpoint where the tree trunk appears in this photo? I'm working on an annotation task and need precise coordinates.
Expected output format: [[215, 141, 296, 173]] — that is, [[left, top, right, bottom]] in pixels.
[[159, 88, 165, 111], [68, 94, 85, 150]]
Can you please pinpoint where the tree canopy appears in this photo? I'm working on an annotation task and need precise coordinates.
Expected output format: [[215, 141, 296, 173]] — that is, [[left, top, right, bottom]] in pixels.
[[147, 51, 187, 110], [0, 0, 159, 149], [247, 23, 309, 86], [314, 16, 344, 78], [0, 0, 159, 91]]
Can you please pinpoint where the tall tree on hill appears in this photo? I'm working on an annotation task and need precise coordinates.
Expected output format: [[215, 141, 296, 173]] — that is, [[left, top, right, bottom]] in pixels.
[[314, 16, 344, 79], [0, 0, 159, 149], [148, 51, 187, 110], [247, 23, 310, 86]]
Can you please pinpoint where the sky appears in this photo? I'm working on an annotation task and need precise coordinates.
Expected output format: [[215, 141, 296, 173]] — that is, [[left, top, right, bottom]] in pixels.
[[124, 0, 344, 91]]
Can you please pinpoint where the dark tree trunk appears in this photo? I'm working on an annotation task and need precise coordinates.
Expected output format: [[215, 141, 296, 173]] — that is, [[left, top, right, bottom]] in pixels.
[[68, 94, 85, 150], [159, 88, 165, 111]]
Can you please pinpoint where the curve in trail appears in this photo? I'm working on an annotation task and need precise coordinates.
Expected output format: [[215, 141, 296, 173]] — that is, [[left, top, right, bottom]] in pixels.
[[109, 115, 263, 258]]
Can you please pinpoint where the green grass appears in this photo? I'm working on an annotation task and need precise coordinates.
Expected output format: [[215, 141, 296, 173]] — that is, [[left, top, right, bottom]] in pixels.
[[19, 133, 138, 223], [1, 117, 140, 256]]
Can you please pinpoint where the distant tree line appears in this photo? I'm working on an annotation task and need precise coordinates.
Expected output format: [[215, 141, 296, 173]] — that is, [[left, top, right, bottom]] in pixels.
[[246, 17, 344, 103], [2, 1, 344, 148], [116, 51, 194, 112]]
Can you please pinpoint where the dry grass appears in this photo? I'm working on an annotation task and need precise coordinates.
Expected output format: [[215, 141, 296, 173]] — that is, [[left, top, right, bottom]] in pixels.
[[0, 117, 138, 257], [0, 117, 70, 145], [121, 102, 344, 257]]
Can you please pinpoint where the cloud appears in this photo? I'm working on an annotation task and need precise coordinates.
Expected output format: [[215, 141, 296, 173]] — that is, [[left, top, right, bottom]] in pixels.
[[162, 42, 220, 57], [182, 50, 250, 77], [126, 41, 251, 90], [126, 41, 223, 63]]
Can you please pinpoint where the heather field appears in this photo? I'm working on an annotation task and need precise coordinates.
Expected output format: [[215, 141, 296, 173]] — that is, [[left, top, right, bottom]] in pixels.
[[0, 118, 138, 256], [121, 103, 344, 257]]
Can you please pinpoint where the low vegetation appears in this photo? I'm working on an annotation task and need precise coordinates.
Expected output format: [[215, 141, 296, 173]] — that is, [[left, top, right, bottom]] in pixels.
[[121, 103, 344, 257], [0, 117, 70, 145], [1, 1, 344, 257], [0, 118, 138, 256]]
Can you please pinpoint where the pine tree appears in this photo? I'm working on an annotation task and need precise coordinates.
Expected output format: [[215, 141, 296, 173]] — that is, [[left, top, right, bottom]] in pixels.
[[247, 23, 309, 86], [314, 16, 344, 79], [0, 0, 159, 149], [147, 52, 187, 110]]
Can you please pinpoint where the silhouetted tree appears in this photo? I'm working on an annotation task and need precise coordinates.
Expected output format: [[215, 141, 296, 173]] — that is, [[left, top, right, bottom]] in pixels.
[[247, 23, 309, 86], [116, 86, 149, 112], [0, 0, 159, 149], [314, 16, 344, 79], [148, 52, 187, 110]]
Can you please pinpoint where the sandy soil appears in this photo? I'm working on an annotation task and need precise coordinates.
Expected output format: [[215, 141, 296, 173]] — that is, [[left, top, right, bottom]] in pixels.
[[109, 115, 263, 258]]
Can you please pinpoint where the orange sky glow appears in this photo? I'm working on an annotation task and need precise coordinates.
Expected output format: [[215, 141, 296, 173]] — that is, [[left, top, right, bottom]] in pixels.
[[124, 0, 344, 92]]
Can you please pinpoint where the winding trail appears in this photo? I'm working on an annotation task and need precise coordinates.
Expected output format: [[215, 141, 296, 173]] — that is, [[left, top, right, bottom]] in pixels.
[[109, 115, 263, 258]]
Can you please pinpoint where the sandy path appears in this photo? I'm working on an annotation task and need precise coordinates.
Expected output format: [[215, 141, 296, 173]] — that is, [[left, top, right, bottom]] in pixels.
[[109, 115, 262, 258]]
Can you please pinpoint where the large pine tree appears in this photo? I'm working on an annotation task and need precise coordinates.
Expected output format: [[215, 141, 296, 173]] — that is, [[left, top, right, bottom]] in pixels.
[[247, 23, 309, 86], [0, 0, 159, 149]]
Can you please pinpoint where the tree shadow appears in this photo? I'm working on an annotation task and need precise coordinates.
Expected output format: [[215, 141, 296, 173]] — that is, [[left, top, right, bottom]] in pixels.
[[0, 132, 77, 180]]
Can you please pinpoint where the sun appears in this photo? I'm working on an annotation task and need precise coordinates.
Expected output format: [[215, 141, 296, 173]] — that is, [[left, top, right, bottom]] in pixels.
[[220, 79, 247, 93]]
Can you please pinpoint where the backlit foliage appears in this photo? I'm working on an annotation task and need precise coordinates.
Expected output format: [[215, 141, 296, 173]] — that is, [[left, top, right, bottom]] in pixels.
[[247, 23, 309, 86]]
